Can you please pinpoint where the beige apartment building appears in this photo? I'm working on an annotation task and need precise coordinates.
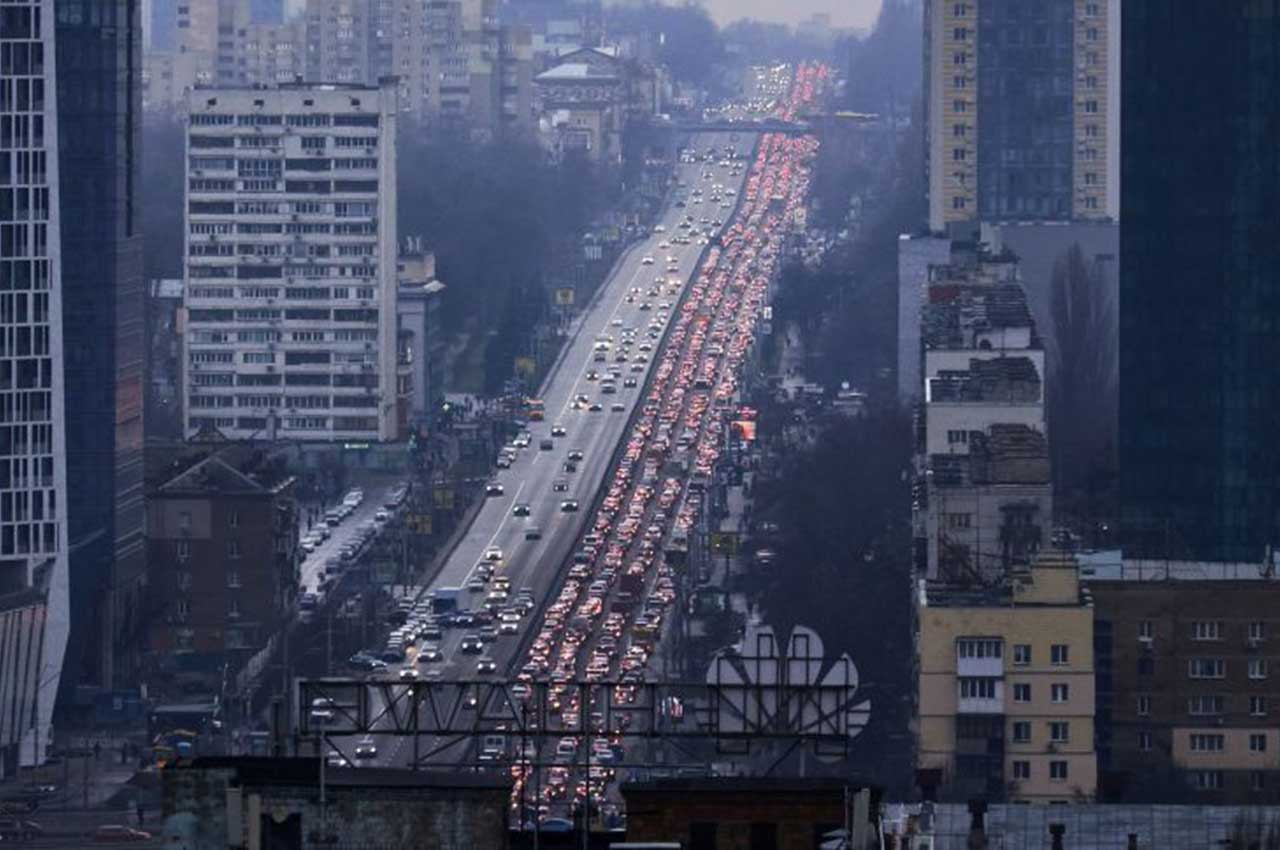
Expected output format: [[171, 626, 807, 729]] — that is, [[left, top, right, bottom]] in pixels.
[[918, 551, 1098, 802], [924, 0, 1115, 232]]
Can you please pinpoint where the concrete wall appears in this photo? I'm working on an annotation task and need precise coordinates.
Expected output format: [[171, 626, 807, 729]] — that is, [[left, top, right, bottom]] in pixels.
[[897, 234, 952, 405]]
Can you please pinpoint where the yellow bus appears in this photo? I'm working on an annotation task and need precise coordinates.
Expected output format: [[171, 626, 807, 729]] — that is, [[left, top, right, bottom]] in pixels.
[[526, 398, 545, 421]]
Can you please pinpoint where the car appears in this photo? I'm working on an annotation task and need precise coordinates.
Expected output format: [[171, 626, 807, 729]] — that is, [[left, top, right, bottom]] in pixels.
[[567, 449, 584, 461], [641, 256, 654, 265], [539, 439, 554, 451], [476, 657, 498, 674], [560, 499, 579, 512], [588, 402, 603, 412], [552, 479, 569, 493], [499, 618, 520, 635], [354, 738, 378, 759], [610, 403, 625, 412], [417, 644, 444, 663], [93, 825, 153, 843], [624, 377, 638, 388], [485, 481, 504, 497], [496, 454, 512, 469], [483, 546, 503, 562], [513, 432, 532, 448], [325, 751, 351, 768], [374, 509, 390, 523], [551, 424, 567, 437], [467, 577, 487, 592], [525, 526, 542, 541], [512, 502, 531, 517], [460, 634, 484, 653], [398, 667, 420, 681]]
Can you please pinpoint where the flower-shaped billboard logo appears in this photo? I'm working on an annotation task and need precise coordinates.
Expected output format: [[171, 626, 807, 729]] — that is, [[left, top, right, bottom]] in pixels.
[[706, 622, 871, 756]]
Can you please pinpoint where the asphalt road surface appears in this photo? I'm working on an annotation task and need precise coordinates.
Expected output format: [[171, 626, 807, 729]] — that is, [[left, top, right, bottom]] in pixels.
[[350, 133, 752, 770]]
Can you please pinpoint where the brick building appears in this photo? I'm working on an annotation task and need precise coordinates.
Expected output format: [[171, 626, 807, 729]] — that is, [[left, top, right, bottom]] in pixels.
[[146, 454, 299, 696]]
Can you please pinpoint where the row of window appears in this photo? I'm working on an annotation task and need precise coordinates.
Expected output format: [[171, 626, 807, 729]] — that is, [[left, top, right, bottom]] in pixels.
[[1007, 720, 1072, 744], [1134, 693, 1270, 718], [1010, 759, 1071, 782], [956, 639, 1072, 665], [1188, 732, 1269, 753], [189, 114, 379, 129]]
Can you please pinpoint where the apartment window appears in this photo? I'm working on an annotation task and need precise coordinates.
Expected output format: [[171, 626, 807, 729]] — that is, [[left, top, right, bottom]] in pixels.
[[1086, 26, 1099, 42], [1050, 722, 1070, 743], [952, 196, 967, 210], [1012, 721, 1031, 743], [228, 598, 241, 618], [957, 639, 1001, 658], [1013, 644, 1031, 666], [953, 75, 967, 89], [1249, 621, 1267, 642], [1051, 683, 1070, 703], [176, 599, 191, 617], [1250, 734, 1267, 753], [1139, 731, 1152, 752], [1013, 683, 1031, 703], [1051, 644, 1070, 666], [1191, 621, 1223, 641], [1138, 620, 1154, 639], [1250, 696, 1268, 717], [947, 429, 969, 445], [1137, 695, 1151, 717], [1012, 760, 1030, 780], [1085, 2, 1100, 15], [1252, 772, 1267, 792], [1188, 659, 1226, 679], [176, 540, 190, 561], [228, 540, 241, 559], [1191, 771, 1223, 790], [953, 2, 969, 15], [953, 27, 968, 40], [1050, 761, 1068, 782], [953, 52, 968, 66], [227, 570, 241, 588], [953, 99, 967, 113], [1084, 100, 1099, 114], [1190, 733, 1225, 752], [229, 510, 239, 529], [1188, 695, 1224, 716], [1250, 659, 1268, 680], [959, 678, 996, 699]]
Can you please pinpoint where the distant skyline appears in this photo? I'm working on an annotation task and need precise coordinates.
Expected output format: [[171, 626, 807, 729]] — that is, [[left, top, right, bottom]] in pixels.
[[699, 0, 881, 30]]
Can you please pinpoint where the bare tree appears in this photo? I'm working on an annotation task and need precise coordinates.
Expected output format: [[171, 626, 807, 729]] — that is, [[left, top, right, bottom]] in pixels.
[[1048, 243, 1118, 540]]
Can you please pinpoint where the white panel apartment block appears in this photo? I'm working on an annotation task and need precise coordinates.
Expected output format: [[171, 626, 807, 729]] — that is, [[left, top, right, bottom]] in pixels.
[[182, 81, 399, 442], [0, 0, 71, 771]]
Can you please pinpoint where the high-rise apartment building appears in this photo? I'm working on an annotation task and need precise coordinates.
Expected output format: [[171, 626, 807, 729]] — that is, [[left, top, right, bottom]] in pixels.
[[924, 0, 1114, 232], [918, 552, 1097, 802], [182, 81, 400, 443], [0, 0, 71, 771], [55, 0, 148, 694], [1119, 2, 1280, 562]]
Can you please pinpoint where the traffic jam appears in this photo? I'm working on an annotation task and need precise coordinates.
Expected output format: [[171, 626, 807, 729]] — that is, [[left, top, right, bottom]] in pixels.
[[508, 63, 829, 826]]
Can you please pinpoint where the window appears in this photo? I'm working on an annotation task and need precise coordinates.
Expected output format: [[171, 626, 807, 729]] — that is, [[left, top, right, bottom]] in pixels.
[[176, 599, 191, 618], [1190, 771, 1223, 790], [178, 510, 192, 530], [947, 513, 973, 530], [1191, 621, 1223, 641], [1250, 734, 1267, 753], [1013, 644, 1031, 666], [228, 511, 239, 529], [1252, 772, 1267, 792], [1051, 683, 1070, 703], [1138, 695, 1151, 716], [953, 99, 967, 113], [1012, 721, 1031, 743], [1013, 683, 1031, 703], [1138, 657, 1154, 676], [1012, 760, 1030, 780], [952, 196, 967, 211], [1050, 722, 1070, 743], [1250, 696, 1268, 717], [228, 598, 240, 618], [953, 147, 967, 161], [1249, 621, 1266, 642], [227, 570, 241, 588], [1188, 695, 1224, 716], [1139, 731, 1152, 752], [947, 429, 969, 445], [957, 639, 1001, 658], [953, 26, 968, 40], [228, 540, 241, 559], [1050, 761, 1068, 782], [176, 540, 190, 561], [1190, 734, 1224, 752], [1250, 659, 1268, 680], [959, 678, 996, 699], [1188, 659, 1226, 679], [1051, 644, 1070, 665]]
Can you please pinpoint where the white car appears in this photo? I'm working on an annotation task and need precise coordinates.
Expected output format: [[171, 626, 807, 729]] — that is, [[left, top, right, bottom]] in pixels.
[[354, 738, 378, 759], [641, 256, 655, 265], [483, 546, 503, 562]]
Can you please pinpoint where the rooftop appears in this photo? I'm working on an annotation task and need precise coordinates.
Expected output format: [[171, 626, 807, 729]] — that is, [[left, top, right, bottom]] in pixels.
[[922, 283, 1035, 350], [1077, 550, 1280, 582], [166, 757, 510, 791], [927, 357, 1041, 404], [931, 424, 1050, 487]]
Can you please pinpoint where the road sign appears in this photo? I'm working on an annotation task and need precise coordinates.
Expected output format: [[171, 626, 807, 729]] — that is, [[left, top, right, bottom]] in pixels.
[[554, 287, 576, 306]]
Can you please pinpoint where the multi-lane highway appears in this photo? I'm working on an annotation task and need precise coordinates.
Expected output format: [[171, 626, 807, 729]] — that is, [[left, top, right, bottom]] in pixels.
[[351, 132, 755, 769]]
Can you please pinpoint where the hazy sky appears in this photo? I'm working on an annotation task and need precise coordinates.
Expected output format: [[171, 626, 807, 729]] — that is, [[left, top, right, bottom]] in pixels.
[[699, 0, 881, 30]]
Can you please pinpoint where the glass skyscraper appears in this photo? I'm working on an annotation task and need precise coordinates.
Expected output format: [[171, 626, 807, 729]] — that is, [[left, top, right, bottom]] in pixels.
[[1119, 1, 1280, 561], [54, 0, 146, 694]]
